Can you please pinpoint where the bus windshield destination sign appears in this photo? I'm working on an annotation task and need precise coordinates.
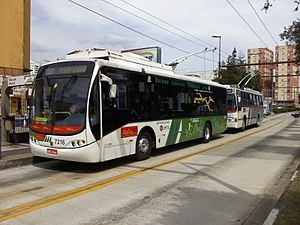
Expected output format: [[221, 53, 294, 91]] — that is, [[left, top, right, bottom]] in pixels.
[[45, 65, 88, 75]]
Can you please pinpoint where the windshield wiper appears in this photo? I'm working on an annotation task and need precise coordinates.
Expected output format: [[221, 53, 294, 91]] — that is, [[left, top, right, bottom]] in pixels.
[[62, 75, 78, 97]]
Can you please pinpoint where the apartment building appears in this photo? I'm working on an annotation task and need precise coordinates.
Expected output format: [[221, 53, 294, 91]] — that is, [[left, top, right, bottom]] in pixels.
[[248, 46, 299, 107], [274, 45, 299, 107], [247, 48, 274, 99]]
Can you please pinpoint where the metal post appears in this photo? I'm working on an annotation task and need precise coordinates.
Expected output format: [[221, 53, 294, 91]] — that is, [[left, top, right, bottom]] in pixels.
[[212, 35, 221, 78]]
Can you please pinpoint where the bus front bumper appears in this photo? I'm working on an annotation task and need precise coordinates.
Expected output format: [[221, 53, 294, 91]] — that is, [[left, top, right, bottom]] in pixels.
[[30, 141, 101, 163]]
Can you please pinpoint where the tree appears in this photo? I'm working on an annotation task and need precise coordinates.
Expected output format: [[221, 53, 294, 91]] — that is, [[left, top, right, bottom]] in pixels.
[[280, 19, 300, 62], [262, 0, 300, 12], [262, 1, 300, 63], [213, 48, 262, 91]]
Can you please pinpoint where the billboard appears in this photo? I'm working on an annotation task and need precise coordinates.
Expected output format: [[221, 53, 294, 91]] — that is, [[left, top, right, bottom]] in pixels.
[[122, 46, 162, 63]]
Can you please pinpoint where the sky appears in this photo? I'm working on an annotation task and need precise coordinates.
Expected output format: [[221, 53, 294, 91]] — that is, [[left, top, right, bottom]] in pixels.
[[31, 0, 300, 72]]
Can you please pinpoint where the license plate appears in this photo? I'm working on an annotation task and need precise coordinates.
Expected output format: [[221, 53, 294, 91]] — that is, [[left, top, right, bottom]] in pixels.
[[47, 148, 58, 155]]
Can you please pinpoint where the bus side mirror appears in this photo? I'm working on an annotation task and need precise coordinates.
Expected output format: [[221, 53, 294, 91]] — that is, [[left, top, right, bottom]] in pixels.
[[98, 72, 116, 98], [110, 84, 117, 98]]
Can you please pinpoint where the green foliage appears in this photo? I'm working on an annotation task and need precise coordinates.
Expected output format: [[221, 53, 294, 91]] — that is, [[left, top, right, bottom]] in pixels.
[[213, 48, 262, 91], [274, 171, 300, 225], [263, 0, 300, 12], [273, 107, 297, 114], [280, 19, 300, 62], [263, 1, 300, 62]]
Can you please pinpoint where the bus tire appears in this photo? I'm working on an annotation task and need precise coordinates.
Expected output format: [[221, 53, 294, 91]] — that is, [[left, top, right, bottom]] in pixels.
[[240, 118, 246, 132], [202, 122, 212, 143], [135, 131, 152, 161], [256, 115, 260, 126]]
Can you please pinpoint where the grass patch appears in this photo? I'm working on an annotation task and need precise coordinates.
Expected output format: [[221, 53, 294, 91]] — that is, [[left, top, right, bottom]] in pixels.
[[274, 171, 300, 225]]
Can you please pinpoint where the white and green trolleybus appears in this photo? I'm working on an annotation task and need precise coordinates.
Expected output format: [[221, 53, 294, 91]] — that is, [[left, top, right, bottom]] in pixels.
[[29, 48, 227, 163]]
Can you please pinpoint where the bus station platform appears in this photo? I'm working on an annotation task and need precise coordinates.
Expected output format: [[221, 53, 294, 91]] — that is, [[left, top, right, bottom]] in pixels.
[[0, 142, 32, 170]]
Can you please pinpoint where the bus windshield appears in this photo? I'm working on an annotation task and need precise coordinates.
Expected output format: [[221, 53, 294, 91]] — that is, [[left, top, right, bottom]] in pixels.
[[227, 94, 237, 111], [30, 61, 94, 134]]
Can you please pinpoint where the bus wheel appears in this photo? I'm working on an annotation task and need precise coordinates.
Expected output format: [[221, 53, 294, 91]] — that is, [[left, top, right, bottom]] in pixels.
[[202, 123, 211, 143], [135, 131, 152, 161], [256, 116, 260, 126], [240, 118, 246, 132]]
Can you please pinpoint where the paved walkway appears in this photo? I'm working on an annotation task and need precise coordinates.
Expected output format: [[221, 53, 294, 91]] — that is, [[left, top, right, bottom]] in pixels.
[[0, 142, 32, 170], [0, 141, 299, 224]]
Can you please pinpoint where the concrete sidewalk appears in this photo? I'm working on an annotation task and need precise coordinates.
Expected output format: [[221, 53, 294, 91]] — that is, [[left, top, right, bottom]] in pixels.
[[0, 142, 33, 170]]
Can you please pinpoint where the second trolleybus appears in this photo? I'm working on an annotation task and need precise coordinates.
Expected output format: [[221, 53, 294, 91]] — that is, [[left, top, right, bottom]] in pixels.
[[226, 85, 264, 131], [29, 48, 227, 163]]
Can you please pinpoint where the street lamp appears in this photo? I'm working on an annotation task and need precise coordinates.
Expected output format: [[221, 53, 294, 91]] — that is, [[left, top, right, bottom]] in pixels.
[[212, 35, 221, 79]]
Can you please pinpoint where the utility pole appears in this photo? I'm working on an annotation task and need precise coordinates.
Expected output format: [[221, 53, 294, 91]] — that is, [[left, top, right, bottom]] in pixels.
[[212, 35, 221, 78]]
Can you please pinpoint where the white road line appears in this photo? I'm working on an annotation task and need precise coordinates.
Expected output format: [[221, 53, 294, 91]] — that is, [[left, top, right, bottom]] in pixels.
[[263, 208, 279, 225]]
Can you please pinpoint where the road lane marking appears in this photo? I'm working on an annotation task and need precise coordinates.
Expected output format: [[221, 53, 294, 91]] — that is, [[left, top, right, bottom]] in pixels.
[[0, 118, 286, 222], [263, 208, 279, 225]]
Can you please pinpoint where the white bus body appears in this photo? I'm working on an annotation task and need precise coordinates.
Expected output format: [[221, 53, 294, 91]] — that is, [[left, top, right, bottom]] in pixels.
[[226, 86, 264, 131], [29, 48, 227, 163]]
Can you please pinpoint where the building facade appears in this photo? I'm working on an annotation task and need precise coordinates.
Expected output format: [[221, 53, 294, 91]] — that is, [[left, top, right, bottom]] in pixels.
[[248, 46, 299, 108], [0, 1, 31, 142], [30, 60, 40, 76], [274, 45, 299, 107], [0, 0, 31, 76], [0, 0, 31, 115], [247, 48, 274, 99]]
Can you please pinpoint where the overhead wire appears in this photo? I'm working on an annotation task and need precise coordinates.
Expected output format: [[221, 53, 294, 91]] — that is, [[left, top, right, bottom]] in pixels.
[[246, 0, 286, 56], [224, 0, 274, 78], [246, 0, 279, 47], [117, 0, 229, 70], [100, 0, 207, 49], [66, 0, 211, 62], [226, 0, 269, 48], [119, 0, 231, 58], [119, 0, 215, 48], [66, 0, 217, 65], [101, 0, 223, 68], [240, 0, 291, 81]]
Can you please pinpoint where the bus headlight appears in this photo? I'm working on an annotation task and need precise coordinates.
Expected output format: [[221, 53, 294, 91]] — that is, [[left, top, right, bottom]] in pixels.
[[71, 140, 86, 147]]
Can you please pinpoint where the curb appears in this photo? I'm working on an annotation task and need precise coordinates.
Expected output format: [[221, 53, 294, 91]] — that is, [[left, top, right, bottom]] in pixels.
[[0, 152, 33, 170], [262, 162, 300, 225]]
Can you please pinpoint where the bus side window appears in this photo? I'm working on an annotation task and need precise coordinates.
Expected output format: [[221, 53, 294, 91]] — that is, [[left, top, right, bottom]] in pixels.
[[237, 96, 242, 111]]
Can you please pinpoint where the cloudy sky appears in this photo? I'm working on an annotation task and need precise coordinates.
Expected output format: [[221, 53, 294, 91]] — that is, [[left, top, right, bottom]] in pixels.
[[31, 0, 299, 72]]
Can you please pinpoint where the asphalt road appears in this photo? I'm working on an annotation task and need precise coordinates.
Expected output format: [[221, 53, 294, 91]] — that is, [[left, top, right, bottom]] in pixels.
[[0, 113, 299, 225]]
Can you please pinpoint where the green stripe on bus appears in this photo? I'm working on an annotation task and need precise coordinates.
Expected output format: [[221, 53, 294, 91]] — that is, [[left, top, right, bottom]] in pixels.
[[166, 119, 181, 145], [179, 118, 203, 142]]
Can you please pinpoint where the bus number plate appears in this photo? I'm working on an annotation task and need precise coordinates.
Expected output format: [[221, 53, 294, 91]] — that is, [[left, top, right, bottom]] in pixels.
[[47, 148, 58, 155], [54, 139, 65, 145]]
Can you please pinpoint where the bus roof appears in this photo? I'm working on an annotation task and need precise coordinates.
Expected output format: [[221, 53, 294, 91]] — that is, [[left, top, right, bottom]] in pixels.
[[225, 85, 262, 95], [44, 48, 226, 89], [65, 48, 173, 70]]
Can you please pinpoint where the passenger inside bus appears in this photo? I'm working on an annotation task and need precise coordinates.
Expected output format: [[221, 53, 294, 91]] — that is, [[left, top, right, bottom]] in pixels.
[[69, 104, 81, 114]]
